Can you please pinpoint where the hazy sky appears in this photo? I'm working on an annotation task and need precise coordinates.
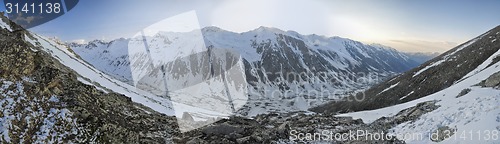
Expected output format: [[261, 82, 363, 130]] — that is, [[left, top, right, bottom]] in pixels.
[[1, 0, 499, 53]]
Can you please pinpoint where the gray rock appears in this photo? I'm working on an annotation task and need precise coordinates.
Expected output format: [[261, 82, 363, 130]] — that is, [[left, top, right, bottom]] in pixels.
[[481, 71, 500, 87], [182, 112, 195, 122], [202, 124, 244, 136], [456, 88, 471, 98]]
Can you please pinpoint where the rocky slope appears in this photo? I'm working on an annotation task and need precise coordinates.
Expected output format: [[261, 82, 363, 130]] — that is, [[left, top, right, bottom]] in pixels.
[[0, 12, 179, 143], [174, 100, 442, 143], [312, 25, 500, 143]]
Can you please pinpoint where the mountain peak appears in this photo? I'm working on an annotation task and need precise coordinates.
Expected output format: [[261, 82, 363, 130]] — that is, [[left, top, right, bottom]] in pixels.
[[201, 26, 226, 33], [251, 26, 285, 34]]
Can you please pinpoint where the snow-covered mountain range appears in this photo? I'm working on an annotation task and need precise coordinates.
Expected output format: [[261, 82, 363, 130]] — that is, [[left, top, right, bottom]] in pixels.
[[68, 26, 421, 116]]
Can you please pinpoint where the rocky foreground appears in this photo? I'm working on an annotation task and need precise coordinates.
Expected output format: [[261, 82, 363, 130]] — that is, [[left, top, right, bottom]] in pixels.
[[0, 15, 180, 143], [174, 100, 440, 143]]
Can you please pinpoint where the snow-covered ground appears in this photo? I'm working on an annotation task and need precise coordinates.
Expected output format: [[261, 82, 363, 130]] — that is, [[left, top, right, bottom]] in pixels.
[[338, 47, 500, 143], [0, 78, 79, 143]]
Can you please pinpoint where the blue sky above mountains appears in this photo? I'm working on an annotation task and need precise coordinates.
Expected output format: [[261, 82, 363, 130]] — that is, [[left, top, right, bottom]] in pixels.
[[0, 0, 499, 52]]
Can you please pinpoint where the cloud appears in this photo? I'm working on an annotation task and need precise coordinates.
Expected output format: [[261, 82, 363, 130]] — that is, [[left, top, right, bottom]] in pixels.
[[69, 39, 86, 44], [384, 39, 459, 53]]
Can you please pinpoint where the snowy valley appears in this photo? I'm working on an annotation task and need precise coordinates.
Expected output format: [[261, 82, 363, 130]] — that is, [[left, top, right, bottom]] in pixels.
[[67, 26, 421, 117]]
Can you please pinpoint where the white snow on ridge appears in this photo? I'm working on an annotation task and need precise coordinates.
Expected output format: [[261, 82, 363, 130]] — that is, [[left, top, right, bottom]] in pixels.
[[77, 77, 109, 93], [443, 32, 487, 60], [0, 19, 12, 31], [412, 32, 488, 77], [71, 39, 132, 82], [461, 48, 500, 80], [399, 91, 414, 100], [377, 82, 399, 95], [412, 59, 445, 77]]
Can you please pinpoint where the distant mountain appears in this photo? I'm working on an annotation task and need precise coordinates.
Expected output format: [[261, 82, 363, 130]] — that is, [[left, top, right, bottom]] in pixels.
[[312, 25, 500, 143], [404, 52, 440, 64], [68, 26, 422, 116]]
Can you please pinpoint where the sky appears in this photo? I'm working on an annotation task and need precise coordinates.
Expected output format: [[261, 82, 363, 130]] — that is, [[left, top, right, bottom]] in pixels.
[[0, 0, 499, 53]]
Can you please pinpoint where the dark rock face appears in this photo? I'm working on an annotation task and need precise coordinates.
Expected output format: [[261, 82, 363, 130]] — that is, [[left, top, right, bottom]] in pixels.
[[0, 15, 180, 143], [312, 25, 500, 114]]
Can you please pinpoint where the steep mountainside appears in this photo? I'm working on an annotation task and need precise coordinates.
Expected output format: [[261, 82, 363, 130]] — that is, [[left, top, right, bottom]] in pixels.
[[312, 25, 500, 113], [310, 25, 500, 143], [0, 12, 179, 143], [68, 26, 420, 116]]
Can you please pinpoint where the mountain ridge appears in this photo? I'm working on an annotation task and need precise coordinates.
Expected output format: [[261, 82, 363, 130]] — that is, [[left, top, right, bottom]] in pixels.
[[312, 25, 500, 113], [68, 26, 423, 116]]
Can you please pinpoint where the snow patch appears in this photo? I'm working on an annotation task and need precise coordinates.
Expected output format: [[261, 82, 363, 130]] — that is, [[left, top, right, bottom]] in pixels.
[[399, 91, 414, 100], [0, 19, 12, 31], [413, 60, 445, 77], [0, 79, 79, 143], [77, 77, 109, 93], [378, 82, 399, 95]]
